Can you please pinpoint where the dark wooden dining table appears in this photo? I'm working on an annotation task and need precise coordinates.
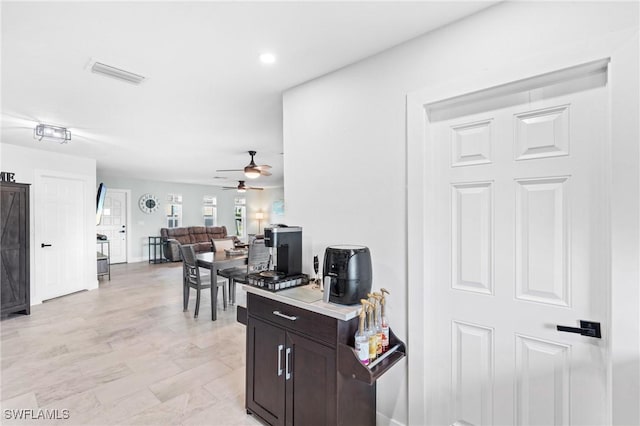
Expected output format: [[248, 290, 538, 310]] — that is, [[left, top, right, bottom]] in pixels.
[[196, 251, 248, 321]]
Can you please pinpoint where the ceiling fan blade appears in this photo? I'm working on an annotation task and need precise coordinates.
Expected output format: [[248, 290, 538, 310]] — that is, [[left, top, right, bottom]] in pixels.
[[216, 169, 243, 172], [259, 170, 272, 176], [254, 164, 272, 170], [247, 187, 264, 191]]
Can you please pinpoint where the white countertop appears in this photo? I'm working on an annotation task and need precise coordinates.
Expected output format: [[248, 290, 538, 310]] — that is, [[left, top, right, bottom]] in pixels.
[[242, 284, 360, 321]]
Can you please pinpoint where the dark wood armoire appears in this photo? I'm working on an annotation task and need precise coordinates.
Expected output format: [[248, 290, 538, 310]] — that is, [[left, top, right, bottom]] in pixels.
[[1, 182, 30, 316]]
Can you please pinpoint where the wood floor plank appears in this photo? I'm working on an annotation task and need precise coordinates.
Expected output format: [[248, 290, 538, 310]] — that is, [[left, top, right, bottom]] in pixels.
[[92, 361, 182, 405], [35, 363, 133, 407], [70, 389, 161, 425], [123, 387, 218, 425], [148, 359, 233, 403]]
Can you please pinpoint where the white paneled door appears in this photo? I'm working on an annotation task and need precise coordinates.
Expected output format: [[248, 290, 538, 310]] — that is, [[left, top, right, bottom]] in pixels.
[[426, 64, 609, 425], [97, 189, 128, 264], [35, 173, 86, 301]]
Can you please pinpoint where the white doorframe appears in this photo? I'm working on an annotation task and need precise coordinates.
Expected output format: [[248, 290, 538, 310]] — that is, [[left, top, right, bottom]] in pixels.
[[97, 187, 132, 265], [407, 31, 639, 425], [121, 188, 132, 264], [607, 32, 639, 426]]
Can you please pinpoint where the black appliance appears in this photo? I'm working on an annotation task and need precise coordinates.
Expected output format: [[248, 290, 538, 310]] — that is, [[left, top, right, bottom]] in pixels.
[[323, 245, 372, 305], [263, 225, 302, 276], [248, 225, 308, 292]]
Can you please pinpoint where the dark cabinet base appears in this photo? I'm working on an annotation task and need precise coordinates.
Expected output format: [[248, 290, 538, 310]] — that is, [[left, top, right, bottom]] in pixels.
[[0, 305, 30, 317], [244, 292, 400, 426], [1, 182, 30, 318]]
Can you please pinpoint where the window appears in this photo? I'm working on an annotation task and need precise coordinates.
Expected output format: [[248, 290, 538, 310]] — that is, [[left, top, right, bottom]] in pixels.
[[166, 193, 182, 228], [234, 197, 246, 238], [203, 196, 217, 227]]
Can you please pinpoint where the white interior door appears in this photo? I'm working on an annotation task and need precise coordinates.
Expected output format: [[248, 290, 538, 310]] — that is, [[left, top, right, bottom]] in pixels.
[[97, 188, 128, 264], [35, 173, 86, 301], [425, 64, 610, 425]]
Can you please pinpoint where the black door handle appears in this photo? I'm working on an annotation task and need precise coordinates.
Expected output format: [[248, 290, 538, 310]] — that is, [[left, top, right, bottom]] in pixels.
[[556, 320, 601, 338], [41, 243, 52, 248]]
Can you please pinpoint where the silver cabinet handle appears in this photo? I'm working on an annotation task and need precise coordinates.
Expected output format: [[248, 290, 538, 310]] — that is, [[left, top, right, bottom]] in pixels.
[[277, 344, 284, 376], [285, 347, 292, 380], [273, 310, 297, 321]]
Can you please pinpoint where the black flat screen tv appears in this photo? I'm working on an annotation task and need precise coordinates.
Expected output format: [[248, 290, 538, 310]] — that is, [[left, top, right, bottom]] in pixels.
[[96, 183, 107, 225]]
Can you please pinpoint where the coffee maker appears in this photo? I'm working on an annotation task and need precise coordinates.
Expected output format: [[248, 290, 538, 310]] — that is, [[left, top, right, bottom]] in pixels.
[[246, 225, 309, 292], [263, 225, 302, 276], [323, 245, 372, 305]]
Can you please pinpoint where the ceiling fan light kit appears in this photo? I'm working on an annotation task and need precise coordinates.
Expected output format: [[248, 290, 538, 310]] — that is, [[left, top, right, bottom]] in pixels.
[[34, 123, 71, 143], [223, 180, 264, 192], [244, 167, 261, 179], [216, 150, 272, 181]]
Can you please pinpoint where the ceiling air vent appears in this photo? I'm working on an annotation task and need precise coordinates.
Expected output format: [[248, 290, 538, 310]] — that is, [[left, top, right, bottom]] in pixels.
[[91, 62, 146, 85]]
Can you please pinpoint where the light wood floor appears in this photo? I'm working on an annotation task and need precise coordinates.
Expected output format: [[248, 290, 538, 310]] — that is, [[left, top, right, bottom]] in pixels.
[[0, 261, 261, 425]]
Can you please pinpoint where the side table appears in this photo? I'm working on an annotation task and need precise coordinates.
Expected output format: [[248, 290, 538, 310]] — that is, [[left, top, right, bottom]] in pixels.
[[148, 236, 167, 264], [97, 240, 110, 280]]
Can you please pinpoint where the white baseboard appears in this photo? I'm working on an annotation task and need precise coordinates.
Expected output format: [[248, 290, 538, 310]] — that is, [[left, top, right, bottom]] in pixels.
[[377, 412, 405, 426]]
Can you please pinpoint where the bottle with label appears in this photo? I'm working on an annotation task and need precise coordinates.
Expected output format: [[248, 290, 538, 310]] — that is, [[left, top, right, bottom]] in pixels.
[[354, 302, 369, 365], [380, 288, 390, 353], [371, 293, 384, 356], [363, 300, 377, 363]]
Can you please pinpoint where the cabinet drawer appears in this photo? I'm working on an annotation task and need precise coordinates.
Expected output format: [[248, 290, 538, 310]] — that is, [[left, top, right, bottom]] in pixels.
[[248, 293, 337, 346]]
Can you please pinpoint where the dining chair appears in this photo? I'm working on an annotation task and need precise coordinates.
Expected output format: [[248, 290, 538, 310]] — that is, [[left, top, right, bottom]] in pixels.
[[219, 238, 270, 305], [211, 237, 236, 253], [212, 237, 244, 303], [177, 243, 227, 318]]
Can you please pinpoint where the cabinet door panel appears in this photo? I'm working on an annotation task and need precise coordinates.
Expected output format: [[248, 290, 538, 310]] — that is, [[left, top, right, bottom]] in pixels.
[[1, 185, 29, 315], [286, 332, 336, 426], [247, 317, 286, 426]]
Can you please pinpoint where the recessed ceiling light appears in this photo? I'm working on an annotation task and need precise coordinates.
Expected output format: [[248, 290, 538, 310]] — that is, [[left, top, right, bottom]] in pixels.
[[259, 53, 276, 65]]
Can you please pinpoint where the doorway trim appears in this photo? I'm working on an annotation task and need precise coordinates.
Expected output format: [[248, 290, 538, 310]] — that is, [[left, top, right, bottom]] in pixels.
[[406, 32, 638, 425], [99, 187, 132, 265]]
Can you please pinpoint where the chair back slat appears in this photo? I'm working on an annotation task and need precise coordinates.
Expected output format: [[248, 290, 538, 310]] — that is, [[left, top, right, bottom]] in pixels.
[[177, 244, 201, 286], [248, 240, 270, 273], [211, 238, 235, 253]]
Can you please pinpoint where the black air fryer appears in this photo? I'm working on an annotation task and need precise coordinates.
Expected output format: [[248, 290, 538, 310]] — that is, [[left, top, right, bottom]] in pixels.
[[323, 245, 372, 305]]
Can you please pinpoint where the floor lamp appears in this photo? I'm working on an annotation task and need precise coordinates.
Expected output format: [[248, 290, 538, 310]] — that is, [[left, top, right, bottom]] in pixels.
[[256, 211, 264, 234]]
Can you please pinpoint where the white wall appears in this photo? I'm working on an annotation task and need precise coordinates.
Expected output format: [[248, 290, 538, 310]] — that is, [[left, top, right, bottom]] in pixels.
[[283, 2, 638, 424], [0, 143, 97, 304], [96, 173, 283, 261], [247, 186, 286, 235]]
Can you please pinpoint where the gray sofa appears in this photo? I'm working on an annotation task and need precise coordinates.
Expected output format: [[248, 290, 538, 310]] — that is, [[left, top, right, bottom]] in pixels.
[[161, 226, 231, 261]]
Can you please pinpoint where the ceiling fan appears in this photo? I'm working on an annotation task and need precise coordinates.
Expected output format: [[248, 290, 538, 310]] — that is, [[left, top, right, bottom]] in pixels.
[[223, 180, 264, 193], [216, 150, 272, 179]]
